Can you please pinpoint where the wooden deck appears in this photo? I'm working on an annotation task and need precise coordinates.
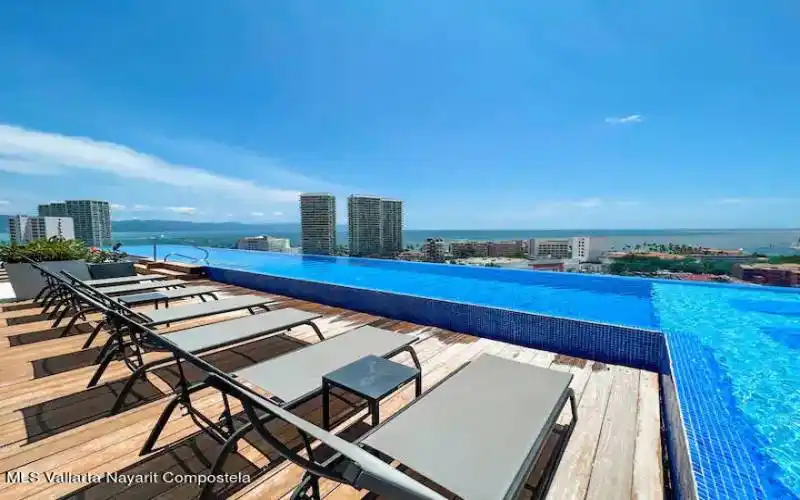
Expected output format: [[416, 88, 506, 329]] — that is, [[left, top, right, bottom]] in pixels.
[[0, 277, 664, 499]]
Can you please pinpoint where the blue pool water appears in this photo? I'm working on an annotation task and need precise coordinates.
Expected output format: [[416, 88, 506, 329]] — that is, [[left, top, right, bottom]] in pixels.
[[124, 244, 800, 497], [653, 284, 800, 498], [125, 244, 659, 330]]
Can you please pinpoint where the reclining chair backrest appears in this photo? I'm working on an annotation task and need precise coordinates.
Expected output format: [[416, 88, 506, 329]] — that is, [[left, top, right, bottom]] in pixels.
[[60, 274, 149, 324], [96, 306, 445, 500], [203, 372, 448, 500]]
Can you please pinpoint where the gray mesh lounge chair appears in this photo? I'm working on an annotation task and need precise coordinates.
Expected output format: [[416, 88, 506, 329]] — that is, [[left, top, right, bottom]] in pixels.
[[139, 324, 421, 459], [201, 354, 577, 500], [83, 288, 275, 357], [91, 279, 188, 296], [42, 272, 218, 346], [83, 274, 169, 287], [115, 285, 220, 308], [96, 307, 326, 415]]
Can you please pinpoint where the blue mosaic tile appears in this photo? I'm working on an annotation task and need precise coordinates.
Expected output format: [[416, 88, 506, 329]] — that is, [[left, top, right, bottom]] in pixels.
[[664, 330, 797, 499], [208, 267, 667, 373]]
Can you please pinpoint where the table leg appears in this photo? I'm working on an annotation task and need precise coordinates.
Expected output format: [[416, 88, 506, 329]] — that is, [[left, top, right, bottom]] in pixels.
[[322, 381, 330, 430], [414, 373, 422, 398], [370, 399, 379, 428]]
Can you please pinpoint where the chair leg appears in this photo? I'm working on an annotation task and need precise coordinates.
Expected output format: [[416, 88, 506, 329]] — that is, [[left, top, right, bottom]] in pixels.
[[82, 320, 107, 349], [140, 394, 184, 455], [139, 382, 209, 455], [87, 348, 119, 388], [109, 363, 154, 415], [291, 474, 322, 500], [51, 306, 74, 328], [93, 335, 117, 364], [199, 422, 254, 500], [58, 313, 87, 339]]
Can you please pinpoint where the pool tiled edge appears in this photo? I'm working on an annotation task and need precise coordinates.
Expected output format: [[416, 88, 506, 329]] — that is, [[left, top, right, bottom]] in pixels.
[[206, 265, 796, 500], [207, 267, 667, 373]]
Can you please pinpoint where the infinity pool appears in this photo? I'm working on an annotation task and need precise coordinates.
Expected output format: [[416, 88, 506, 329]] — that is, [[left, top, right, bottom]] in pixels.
[[123, 244, 799, 498]]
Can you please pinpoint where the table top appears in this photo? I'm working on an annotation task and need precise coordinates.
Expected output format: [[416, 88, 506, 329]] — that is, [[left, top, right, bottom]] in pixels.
[[323, 355, 419, 400]]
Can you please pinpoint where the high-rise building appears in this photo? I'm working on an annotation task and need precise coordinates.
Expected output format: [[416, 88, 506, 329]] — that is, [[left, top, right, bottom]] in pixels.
[[348, 195, 382, 257], [62, 200, 112, 247], [38, 202, 68, 217], [300, 193, 337, 255], [235, 235, 291, 252], [380, 199, 403, 256], [8, 215, 75, 244]]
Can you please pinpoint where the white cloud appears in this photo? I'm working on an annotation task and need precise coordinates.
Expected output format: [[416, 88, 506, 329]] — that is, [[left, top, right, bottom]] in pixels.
[[250, 211, 265, 217], [272, 211, 283, 216], [0, 123, 301, 204], [132, 204, 151, 211], [605, 114, 643, 125], [165, 206, 197, 215], [0, 200, 8, 205], [109, 203, 126, 211], [573, 198, 603, 208], [530, 198, 640, 217], [714, 198, 748, 205]]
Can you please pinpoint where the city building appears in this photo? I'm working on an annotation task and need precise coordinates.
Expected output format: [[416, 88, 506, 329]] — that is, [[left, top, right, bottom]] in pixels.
[[449, 240, 489, 258], [487, 240, 524, 258], [422, 237, 447, 262], [55, 200, 112, 247], [529, 258, 581, 272], [380, 199, 403, 256], [348, 195, 382, 257], [528, 237, 607, 261], [396, 250, 425, 262], [300, 193, 337, 256], [732, 263, 800, 287], [7, 215, 75, 244], [235, 235, 291, 252], [37, 202, 68, 217]]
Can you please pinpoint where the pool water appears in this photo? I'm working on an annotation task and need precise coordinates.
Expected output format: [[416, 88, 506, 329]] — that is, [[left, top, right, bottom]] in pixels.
[[654, 283, 800, 498], [123, 244, 800, 497], [124, 244, 659, 330]]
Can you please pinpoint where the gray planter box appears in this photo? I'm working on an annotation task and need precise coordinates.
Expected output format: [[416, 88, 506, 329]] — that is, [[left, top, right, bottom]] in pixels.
[[88, 262, 136, 280], [5, 260, 90, 300]]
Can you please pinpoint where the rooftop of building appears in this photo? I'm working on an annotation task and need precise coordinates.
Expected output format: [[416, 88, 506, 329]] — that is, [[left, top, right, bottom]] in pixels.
[[0, 272, 662, 499]]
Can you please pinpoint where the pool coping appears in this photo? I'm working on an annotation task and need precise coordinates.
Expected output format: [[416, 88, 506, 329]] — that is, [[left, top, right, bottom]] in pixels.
[[129, 246, 799, 499]]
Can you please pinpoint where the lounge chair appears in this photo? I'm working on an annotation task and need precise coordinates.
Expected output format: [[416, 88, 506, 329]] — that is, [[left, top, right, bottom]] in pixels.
[[82, 274, 169, 287], [201, 353, 577, 500], [55, 280, 275, 348], [96, 306, 327, 415], [115, 285, 221, 309], [86, 279, 188, 296], [33, 272, 217, 343], [136, 321, 421, 458]]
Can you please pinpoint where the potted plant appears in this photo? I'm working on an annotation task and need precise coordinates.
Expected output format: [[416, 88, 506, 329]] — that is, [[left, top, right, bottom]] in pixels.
[[0, 238, 92, 300], [86, 244, 135, 280]]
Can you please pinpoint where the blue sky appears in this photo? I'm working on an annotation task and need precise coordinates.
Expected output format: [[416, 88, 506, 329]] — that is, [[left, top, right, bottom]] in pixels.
[[0, 1, 798, 230]]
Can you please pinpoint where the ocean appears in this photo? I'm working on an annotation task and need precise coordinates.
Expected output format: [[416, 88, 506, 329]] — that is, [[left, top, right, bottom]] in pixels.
[[2, 229, 799, 255]]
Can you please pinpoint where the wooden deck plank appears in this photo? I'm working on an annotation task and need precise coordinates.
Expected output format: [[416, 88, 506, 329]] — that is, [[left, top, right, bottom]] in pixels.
[[545, 363, 615, 500], [632, 371, 664, 500], [0, 278, 664, 500], [585, 366, 641, 500]]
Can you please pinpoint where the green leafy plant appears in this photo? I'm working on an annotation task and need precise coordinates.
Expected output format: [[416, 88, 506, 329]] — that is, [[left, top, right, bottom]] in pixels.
[[0, 237, 90, 264], [86, 247, 129, 263]]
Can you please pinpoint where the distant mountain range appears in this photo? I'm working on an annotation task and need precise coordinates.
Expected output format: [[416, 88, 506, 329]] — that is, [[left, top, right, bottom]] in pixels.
[[0, 216, 327, 234]]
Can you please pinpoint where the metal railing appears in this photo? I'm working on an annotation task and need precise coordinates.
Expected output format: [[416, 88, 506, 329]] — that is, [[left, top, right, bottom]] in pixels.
[[148, 239, 210, 265]]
